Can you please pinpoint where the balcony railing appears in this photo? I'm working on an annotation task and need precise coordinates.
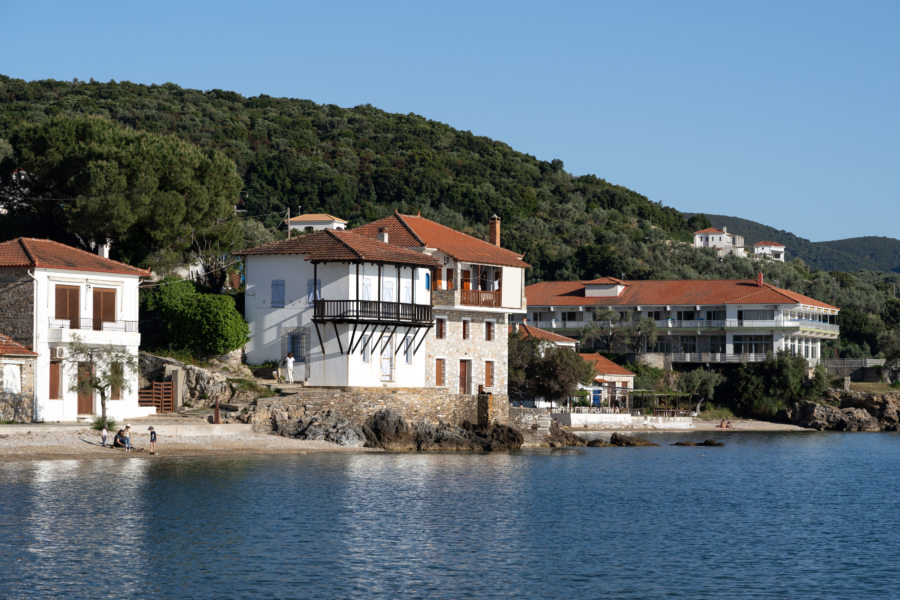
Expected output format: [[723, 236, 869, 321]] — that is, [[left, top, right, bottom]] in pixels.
[[531, 317, 838, 333], [49, 318, 139, 332], [460, 289, 501, 308], [313, 299, 433, 325]]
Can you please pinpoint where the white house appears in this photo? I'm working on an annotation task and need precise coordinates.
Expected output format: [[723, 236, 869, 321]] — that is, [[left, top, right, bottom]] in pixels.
[[287, 213, 347, 233], [239, 229, 441, 387], [754, 241, 786, 262], [579, 353, 635, 407], [0, 238, 155, 422], [354, 213, 528, 396], [525, 274, 839, 366], [693, 227, 746, 258]]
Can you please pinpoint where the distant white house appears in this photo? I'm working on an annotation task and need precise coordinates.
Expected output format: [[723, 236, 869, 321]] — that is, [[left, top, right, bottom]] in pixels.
[[288, 213, 347, 233], [754, 241, 786, 262], [0, 238, 155, 422], [693, 227, 746, 258]]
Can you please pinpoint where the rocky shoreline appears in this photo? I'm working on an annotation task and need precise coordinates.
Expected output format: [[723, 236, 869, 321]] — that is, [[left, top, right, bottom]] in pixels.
[[788, 390, 900, 432]]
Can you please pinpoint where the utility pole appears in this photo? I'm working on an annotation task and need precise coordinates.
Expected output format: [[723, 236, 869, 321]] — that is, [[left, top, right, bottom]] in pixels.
[[286, 206, 291, 239]]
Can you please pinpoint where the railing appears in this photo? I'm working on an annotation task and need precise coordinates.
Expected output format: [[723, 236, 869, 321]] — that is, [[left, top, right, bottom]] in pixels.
[[49, 318, 139, 332], [656, 320, 726, 329], [460, 289, 501, 308], [530, 317, 839, 333], [668, 352, 769, 363], [313, 299, 432, 324]]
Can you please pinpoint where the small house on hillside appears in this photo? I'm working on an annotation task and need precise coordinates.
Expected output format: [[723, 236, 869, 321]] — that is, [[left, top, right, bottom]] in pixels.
[[753, 241, 786, 262], [288, 213, 348, 233], [693, 227, 746, 258]]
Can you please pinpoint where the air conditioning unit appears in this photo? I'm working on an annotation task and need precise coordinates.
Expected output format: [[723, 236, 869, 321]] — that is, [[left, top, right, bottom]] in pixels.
[[52, 346, 67, 359]]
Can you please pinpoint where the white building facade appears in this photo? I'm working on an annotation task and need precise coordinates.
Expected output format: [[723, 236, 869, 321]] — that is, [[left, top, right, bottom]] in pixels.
[[0, 238, 154, 422], [754, 241, 786, 262], [693, 227, 746, 258]]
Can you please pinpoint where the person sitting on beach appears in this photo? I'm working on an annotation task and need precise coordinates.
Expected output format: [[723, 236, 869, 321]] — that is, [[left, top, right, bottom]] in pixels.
[[717, 419, 727, 429], [113, 430, 126, 448]]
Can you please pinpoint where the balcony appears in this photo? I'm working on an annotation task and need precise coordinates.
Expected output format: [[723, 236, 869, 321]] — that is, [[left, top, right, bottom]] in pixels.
[[461, 289, 500, 308], [47, 317, 140, 345], [313, 299, 433, 326]]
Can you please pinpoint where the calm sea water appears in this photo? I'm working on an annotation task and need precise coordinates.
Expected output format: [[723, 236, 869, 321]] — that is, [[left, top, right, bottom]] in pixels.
[[2, 432, 899, 599]]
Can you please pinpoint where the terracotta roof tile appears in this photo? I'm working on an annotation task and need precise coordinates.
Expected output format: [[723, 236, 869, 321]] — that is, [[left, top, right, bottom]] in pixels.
[[0, 238, 149, 276], [517, 323, 577, 344], [584, 277, 626, 285], [580, 353, 634, 377], [526, 278, 838, 310], [354, 213, 530, 268], [236, 229, 440, 267], [754, 241, 784, 247], [0, 333, 37, 356], [694, 227, 726, 235]]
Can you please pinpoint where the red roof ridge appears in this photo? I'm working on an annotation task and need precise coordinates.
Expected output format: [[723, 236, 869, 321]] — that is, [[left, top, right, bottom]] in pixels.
[[518, 323, 577, 343], [394, 213, 426, 246], [326, 229, 363, 260], [0, 237, 150, 276], [19, 239, 37, 265], [754, 240, 784, 246]]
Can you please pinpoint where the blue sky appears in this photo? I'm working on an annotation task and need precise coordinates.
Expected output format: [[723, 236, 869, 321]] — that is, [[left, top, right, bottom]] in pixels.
[[3, 0, 898, 241]]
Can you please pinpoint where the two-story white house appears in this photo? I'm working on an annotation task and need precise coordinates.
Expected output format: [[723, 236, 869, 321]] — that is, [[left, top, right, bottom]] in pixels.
[[239, 229, 441, 387], [753, 241, 786, 262], [0, 238, 154, 421], [354, 213, 528, 396], [287, 213, 347, 233], [525, 274, 839, 366], [693, 227, 746, 258]]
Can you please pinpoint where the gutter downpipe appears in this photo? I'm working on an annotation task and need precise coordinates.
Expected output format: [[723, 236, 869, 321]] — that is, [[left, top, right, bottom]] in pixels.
[[26, 269, 40, 422]]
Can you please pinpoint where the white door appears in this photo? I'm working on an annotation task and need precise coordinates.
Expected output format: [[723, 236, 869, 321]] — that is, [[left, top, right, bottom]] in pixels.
[[381, 339, 392, 381]]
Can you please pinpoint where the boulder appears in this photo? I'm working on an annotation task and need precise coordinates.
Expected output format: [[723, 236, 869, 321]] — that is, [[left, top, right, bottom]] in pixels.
[[460, 421, 524, 451], [672, 439, 724, 447], [609, 433, 658, 447], [545, 421, 588, 447], [363, 409, 525, 452], [792, 401, 883, 431], [586, 438, 614, 447], [364, 409, 417, 451], [276, 409, 366, 447]]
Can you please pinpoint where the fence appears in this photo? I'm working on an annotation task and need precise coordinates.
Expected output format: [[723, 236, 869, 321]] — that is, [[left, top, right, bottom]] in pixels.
[[138, 381, 174, 413]]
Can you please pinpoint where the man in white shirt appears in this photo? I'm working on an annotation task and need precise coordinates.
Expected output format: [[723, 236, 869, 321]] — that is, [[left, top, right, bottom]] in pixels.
[[284, 352, 295, 384]]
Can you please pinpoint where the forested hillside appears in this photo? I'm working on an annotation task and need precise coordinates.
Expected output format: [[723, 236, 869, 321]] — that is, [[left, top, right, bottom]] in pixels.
[[699, 214, 900, 274], [1, 74, 899, 358]]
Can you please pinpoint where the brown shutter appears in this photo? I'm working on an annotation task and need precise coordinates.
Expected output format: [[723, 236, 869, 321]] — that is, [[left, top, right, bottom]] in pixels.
[[435, 268, 442, 290], [485, 361, 494, 388], [55, 287, 67, 319], [436, 359, 444, 387], [93, 288, 117, 330], [485, 322, 493, 341], [446, 268, 453, 290], [49, 362, 60, 399], [462, 270, 471, 291], [56, 286, 80, 329], [462, 321, 469, 339]]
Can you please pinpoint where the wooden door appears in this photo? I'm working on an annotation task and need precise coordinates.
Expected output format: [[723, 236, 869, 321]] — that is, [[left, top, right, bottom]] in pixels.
[[459, 360, 469, 395], [77, 363, 93, 414], [462, 270, 471, 291], [55, 285, 80, 329]]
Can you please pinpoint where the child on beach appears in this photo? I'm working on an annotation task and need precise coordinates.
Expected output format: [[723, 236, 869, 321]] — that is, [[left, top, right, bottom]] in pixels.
[[101, 425, 108, 447], [124, 425, 132, 451], [148, 426, 157, 455]]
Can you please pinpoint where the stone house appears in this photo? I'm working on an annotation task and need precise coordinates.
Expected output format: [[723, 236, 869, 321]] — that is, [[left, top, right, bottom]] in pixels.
[[0, 238, 156, 421], [693, 226, 746, 258], [0, 333, 37, 421]]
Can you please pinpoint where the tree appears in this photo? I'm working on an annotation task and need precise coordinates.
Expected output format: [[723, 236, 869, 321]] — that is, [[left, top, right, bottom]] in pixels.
[[677, 368, 725, 412], [68, 337, 138, 424], [508, 333, 543, 403], [878, 328, 900, 382], [531, 346, 596, 406], [5, 115, 243, 275], [624, 317, 658, 353], [581, 307, 625, 351]]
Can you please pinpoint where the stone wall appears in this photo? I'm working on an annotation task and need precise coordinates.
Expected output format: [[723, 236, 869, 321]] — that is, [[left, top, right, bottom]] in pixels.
[[0, 269, 35, 349], [253, 387, 510, 432], [0, 359, 36, 422], [425, 310, 508, 395], [509, 406, 551, 432]]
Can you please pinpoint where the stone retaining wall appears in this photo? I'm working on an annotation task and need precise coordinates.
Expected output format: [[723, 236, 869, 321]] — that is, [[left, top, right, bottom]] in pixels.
[[0, 269, 35, 349], [509, 406, 550, 432], [253, 387, 510, 432]]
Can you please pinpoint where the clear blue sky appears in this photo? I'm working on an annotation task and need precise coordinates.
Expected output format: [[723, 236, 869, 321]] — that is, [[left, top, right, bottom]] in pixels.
[[3, 0, 898, 242]]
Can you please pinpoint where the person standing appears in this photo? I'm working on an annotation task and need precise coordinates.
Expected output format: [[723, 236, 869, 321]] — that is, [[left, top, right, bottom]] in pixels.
[[284, 352, 295, 384], [101, 425, 108, 447], [148, 426, 157, 455]]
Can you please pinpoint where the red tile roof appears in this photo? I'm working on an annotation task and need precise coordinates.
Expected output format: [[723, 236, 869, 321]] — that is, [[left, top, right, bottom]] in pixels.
[[516, 323, 577, 344], [694, 227, 726, 235], [526, 278, 838, 310], [354, 213, 530, 268], [754, 241, 784, 247], [236, 229, 441, 267], [580, 353, 634, 377], [0, 238, 149, 276], [584, 277, 626, 285], [0, 334, 37, 357]]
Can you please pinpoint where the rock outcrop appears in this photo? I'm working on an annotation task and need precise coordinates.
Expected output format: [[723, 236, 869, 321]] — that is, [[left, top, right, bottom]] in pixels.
[[545, 421, 588, 447], [609, 433, 658, 447], [672, 439, 725, 447], [140, 352, 269, 409], [273, 408, 367, 447], [788, 390, 900, 431], [362, 409, 524, 452]]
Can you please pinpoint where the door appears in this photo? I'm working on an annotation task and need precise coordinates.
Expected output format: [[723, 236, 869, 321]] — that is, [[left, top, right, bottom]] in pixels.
[[93, 288, 116, 330], [55, 285, 80, 329], [459, 360, 469, 394], [77, 362, 93, 414], [461, 270, 471, 291]]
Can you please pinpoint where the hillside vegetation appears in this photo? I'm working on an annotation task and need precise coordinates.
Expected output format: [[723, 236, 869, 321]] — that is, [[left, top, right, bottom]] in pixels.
[[1, 74, 899, 359]]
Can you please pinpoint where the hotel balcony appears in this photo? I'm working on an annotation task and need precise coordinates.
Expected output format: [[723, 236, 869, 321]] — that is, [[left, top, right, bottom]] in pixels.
[[313, 299, 433, 327]]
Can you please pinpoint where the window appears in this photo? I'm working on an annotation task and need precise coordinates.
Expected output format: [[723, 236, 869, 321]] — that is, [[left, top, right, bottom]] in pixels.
[[2, 364, 21, 394], [425, 271, 431, 291], [55, 285, 80, 329], [485, 321, 494, 341], [362, 335, 371, 363], [289, 329, 309, 361], [462, 320, 470, 340], [92, 288, 116, 330], [271, 280, 285, 308], [562, 311, 580, 322], [49, 361, 62, 399], [361, 278, 372, 301], [382, 280, 394, 302], [436, 318, 446, 339], [485, 361, 494, 388], [401, 281, 412, 303], [306, 279, 321, 306], [680, 336, 697, 353], [435, 358, 445, 386]]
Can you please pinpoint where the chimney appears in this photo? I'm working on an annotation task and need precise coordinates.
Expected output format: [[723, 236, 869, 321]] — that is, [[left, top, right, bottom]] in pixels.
[[757, 272, 764, 287], [96, 240, 111, 258], [489, 214, 501, 247], [377, 227, 389, 244], [722, 226, 727, 233]]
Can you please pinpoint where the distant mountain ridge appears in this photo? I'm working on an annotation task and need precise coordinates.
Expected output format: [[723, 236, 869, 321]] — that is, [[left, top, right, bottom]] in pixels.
[[694, 214, 900, 274]]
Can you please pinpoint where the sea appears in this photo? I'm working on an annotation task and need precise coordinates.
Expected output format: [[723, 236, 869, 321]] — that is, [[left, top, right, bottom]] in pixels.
[[2, 431, 899, 599]]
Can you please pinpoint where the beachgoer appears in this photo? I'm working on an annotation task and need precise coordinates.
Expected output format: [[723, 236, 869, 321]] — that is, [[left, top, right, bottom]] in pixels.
[[113, 430, 125, 448], [124, 425, 132, 452], [717, 419, 726, 429], [148, 426, 157, 455], [284, 352, 295, 384], [101, 425, 108, 447]]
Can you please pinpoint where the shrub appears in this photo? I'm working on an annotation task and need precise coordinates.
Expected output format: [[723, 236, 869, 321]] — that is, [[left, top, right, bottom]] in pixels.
[[91, 416, 116, 431]]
